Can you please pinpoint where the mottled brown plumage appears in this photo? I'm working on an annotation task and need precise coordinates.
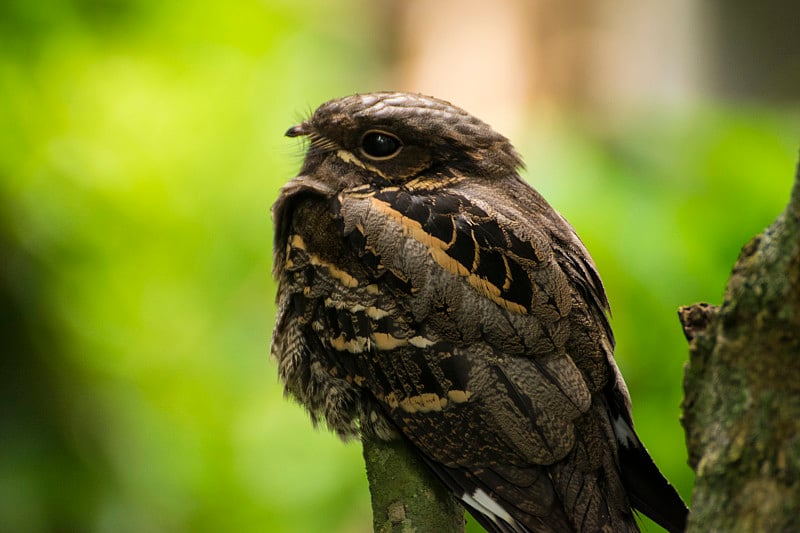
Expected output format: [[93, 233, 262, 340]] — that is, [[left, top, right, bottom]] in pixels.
[[271, 92, 688, 532]]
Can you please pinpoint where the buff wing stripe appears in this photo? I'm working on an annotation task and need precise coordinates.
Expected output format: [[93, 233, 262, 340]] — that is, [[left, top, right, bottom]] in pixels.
[[337, 187, 544, 315]]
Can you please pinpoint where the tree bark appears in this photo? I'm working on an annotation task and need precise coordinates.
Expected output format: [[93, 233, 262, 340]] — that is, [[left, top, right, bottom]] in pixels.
[[362, 435, 465, 533], [679, 155, 800, 531]]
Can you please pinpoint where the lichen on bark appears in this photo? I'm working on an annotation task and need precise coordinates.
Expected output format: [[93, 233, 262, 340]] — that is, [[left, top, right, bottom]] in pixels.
[[362, 435, 465, 533], [679, 156, 800, 532]]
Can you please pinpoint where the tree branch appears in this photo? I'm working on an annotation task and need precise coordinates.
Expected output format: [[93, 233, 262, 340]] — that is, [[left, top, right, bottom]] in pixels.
[[362, 436, 465, 533], [679, 151, 800, 531]]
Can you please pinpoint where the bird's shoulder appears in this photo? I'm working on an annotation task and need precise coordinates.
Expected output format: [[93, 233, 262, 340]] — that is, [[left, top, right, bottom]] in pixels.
[[336, 176, 608, 328]]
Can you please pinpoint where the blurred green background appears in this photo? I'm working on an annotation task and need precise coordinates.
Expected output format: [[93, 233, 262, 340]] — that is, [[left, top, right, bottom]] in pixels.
[[1, 1, 797, 532]]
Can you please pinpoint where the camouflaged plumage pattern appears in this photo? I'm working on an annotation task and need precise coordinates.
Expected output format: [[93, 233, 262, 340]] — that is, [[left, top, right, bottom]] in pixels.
[[271, 92, 687, 533]]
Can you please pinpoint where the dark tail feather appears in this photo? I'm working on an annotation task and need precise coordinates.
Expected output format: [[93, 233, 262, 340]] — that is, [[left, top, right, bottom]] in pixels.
[[619, 439, 689, 533]]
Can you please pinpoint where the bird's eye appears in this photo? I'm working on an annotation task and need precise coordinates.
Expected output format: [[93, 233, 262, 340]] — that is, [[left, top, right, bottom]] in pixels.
[[360, 130, 402, 160]]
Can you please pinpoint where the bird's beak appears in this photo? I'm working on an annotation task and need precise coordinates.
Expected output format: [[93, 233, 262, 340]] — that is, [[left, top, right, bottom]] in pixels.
[[285, 123, 310, 138]]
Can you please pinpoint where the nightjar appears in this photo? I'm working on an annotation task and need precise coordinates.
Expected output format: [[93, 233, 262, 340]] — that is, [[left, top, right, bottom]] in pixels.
[[271, 92, 688, 532]]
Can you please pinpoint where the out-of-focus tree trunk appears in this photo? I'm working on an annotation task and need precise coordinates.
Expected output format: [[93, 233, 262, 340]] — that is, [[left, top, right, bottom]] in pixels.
[[679, 156, 800, 532], [385, 0, 708, 134], [386, 0, 800, 123], [707, 0, 800, 102]]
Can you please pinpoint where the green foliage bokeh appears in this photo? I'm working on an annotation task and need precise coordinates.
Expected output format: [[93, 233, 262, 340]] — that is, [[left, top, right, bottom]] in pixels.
[[1, 1, 797, 532]]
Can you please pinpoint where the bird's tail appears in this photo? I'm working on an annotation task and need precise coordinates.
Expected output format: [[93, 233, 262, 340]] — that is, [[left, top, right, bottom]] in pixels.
[[616, 420, 689, 532]]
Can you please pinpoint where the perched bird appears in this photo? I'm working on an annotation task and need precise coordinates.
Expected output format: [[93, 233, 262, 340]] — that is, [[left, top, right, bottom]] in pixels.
[[271, 92, 688, 533]]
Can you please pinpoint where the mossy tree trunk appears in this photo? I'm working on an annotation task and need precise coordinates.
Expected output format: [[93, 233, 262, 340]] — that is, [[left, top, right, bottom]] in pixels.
[[679, 156, 800, 531]]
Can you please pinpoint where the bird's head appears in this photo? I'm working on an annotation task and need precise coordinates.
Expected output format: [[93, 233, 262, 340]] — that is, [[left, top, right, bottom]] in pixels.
[[286, 92, 524, 188]]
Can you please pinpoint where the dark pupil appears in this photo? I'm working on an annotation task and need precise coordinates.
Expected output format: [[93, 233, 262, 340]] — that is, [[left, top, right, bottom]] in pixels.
[[362, 132, 400, 158]]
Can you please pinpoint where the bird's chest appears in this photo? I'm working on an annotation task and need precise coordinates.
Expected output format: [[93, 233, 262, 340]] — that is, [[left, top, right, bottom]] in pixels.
[[274, 197, 420, 396]]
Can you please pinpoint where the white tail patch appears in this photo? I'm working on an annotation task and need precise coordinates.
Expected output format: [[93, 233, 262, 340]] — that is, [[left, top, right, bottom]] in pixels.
[[460, 488, 515, 527]]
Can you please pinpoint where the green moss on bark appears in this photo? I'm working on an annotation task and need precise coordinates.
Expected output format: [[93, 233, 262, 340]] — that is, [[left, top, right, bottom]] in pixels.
[[362, 436, 465, 533], [680, 156, 800, 532]]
